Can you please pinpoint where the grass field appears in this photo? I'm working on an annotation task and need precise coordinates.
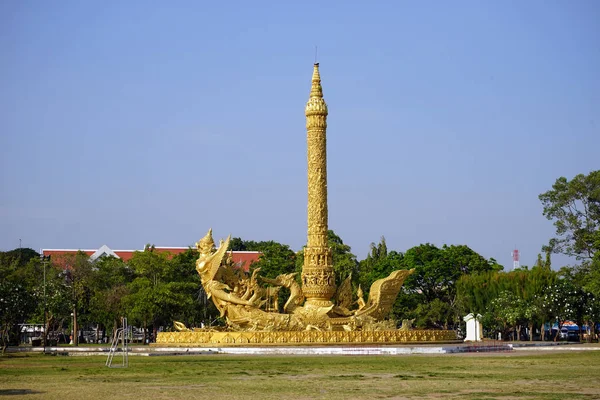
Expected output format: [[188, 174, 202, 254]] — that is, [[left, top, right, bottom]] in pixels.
[[1, 351, 599, 399]]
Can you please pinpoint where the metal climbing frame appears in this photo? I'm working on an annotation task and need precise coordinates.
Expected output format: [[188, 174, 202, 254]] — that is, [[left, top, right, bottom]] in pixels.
[[106, 317, 129, 368]]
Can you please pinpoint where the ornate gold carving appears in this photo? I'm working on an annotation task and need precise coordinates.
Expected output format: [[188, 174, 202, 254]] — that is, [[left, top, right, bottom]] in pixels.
[[173, 321, 191, 332], [356, 269, 414, 320], [164, 65, 457, 345], [189, 228, 420, 336], [156, 329, 458, 346], [400, 319, 415, 331], [303, 63, 335, 308]]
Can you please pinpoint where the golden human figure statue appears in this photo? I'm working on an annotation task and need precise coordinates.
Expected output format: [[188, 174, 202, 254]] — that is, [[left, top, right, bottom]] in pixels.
[[194, 230, 256, 316]]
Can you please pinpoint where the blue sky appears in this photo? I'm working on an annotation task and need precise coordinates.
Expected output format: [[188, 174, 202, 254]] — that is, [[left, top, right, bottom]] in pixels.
[[1, 1, 598, 269]]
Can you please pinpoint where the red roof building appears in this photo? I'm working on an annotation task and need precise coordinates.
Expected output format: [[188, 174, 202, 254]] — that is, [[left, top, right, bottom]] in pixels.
[[42, 245, 260, 272]]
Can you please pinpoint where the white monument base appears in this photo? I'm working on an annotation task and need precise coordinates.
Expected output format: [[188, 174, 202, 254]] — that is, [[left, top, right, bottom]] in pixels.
[[463, 313, 483, 342]]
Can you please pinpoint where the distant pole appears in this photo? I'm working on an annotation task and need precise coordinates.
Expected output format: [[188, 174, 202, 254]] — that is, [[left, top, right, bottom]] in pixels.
[[40, 254, 48, 351], [44, 258, 46, 350], [73, 286, 78, 347]]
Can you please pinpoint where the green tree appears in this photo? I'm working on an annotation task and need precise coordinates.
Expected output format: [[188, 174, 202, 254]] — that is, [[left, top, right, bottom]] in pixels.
[[358, 237, 399, 290], [248, 241, 296, 280], [0, 280, 34, 351], [125, 248, 199, 342], [0, 248, 40, 271], [540, 170, 600, 262], [526, 266, 557, 340], [490, 291, 537, 341], [397, 244, 501, 329], [62, 251, 95, 346], [402, 244, 498, 303], [457, 266, 557, 340], [582, 291, 600, 342], [587, 255, 600, 296], [457, 271, 502, 317], [541, 278, 584, 341], [533, 251, 552, 269], [228, 238, 296, 279], [539, 171, 599, 340], [40, 278, 71, 344], [228, 237, 261, 252], [0, 248, 44, 340], [88, 256, 133, 341], [0, 248, 42, 346], [413, 298, 453, 330], [29, 257, 73, 345]]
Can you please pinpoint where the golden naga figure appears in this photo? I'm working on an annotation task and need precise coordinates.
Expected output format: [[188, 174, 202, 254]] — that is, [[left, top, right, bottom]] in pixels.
[[176, 228, 414, 333]]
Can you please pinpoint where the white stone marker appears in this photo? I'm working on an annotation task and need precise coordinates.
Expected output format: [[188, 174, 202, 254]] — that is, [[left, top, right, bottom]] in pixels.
[[463, 313, 483, 342]]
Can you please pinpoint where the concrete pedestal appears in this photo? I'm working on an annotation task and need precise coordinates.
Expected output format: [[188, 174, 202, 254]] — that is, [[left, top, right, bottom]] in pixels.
[[463, 313, 483, 342]]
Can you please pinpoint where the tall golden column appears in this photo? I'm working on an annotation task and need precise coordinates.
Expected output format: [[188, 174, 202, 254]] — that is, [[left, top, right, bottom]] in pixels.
[[302, 63, 336, 308]]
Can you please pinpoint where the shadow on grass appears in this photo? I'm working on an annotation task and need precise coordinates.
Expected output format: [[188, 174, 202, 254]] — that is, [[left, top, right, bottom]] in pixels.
[[0, 389, 44, 396], [328, 374, 365, 379]]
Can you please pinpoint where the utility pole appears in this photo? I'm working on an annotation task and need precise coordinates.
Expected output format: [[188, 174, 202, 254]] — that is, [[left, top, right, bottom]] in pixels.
[[66, 266, 78, 347], [72, 282, 78, 347], [40, 254, 50, 351]]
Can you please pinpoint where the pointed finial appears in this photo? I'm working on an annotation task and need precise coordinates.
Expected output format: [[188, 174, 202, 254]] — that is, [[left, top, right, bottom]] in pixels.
[[309, 63, 323, 98], [306, 63, 328, 117]]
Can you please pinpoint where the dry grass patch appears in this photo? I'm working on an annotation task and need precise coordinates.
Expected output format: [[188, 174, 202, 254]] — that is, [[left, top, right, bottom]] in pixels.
[[0, 351, 598, 399]]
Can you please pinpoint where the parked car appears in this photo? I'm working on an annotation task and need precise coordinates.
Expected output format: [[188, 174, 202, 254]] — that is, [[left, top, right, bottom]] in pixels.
[[560, 327, 580, 341]]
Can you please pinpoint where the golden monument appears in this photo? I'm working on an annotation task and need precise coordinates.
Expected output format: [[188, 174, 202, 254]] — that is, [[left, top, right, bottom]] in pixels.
[[156, 64, 457, 346], [302, 63, 336, 309]]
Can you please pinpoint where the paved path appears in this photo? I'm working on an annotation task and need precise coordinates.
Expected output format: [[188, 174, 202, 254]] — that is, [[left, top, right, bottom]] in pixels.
[[6, 341, 598, 356]]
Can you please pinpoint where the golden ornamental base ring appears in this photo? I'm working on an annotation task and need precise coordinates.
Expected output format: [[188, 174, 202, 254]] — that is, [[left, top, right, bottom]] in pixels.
[[155, 329, 458, 347]]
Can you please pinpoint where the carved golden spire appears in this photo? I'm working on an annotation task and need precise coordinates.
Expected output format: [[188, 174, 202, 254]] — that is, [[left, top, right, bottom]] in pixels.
[[305, 63, 328, 117], [302, 63, 335, 308], [309, 64, 323, 98]]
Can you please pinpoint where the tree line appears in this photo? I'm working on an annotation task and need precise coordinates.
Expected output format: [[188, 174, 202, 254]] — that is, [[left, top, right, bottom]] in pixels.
[[1, 170, 598, 347]]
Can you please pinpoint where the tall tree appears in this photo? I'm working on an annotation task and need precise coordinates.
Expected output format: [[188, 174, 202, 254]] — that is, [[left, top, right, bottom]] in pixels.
[[0, 247, 43, 346], [249, 241, 296, 279], [358, 237, 403, 291], [541, 277, 585, 341], [539, 171, 599, 340], [0, 280, 34, 351], [490, 290, 538, 341], [228, 237, 258, 252], [539, 170, 600, 262], [397, 244, 501, 329], [61, 251, 95, 346], [359, 237, 390, 286], [457, 266, 557, 340], [402, 244, 498, 304], [88, 256, 133, 341], [125, 248, 199, 341], [0, 248, 40, 270]]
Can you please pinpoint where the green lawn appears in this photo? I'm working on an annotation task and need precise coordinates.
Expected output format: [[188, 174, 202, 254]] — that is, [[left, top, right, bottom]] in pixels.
[[1, 351, 598, 399]]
